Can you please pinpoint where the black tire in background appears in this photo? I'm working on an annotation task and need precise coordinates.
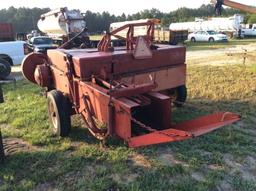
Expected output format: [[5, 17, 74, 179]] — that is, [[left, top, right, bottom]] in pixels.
[[0, 84, 3, 103], [209, 37, 215, 42], [168, 85, 187, 107], [47, 90, 71, 137], [191, 37, 196, 42], [0, 58, 11, 80]]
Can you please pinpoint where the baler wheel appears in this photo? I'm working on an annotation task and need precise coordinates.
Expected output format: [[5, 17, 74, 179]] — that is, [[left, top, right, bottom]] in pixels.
[[47, 90, 71, 137], [169, 85, 187, 107]]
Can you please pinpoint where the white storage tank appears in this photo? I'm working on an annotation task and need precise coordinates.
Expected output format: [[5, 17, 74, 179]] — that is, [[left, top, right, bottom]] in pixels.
[[169, 14, 244, 32], [37, 7, 86, 37]]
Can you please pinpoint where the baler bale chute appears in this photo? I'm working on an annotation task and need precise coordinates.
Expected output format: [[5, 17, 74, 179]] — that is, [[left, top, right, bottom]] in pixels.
[[22, 19, 240, 148]]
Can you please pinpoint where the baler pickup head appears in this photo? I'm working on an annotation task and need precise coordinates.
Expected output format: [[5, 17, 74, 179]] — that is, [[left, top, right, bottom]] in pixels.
[[128, 112, 240, 148]]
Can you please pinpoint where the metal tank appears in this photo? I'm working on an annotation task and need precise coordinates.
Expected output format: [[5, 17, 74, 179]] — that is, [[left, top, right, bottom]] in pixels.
[[169, 14, 244, 33], [37, 7, 86, 37]]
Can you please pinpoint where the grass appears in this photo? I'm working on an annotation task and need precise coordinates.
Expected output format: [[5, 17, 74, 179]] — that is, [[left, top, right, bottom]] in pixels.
[[89, 35, 103, 41], [185, 38, 256, 51], [0, 55, 256, 190]]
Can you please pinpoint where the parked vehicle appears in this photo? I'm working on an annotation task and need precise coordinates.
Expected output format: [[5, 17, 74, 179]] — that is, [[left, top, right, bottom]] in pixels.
[[241, 24, 256, 37], [0, 41, 30, 79], [188, 30, 228, 42], [28, 36, 57, 53]]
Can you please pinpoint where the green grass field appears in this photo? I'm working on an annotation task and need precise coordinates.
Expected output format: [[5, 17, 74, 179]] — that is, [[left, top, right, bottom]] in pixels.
[[185, 38, 256, 51], [0, 55, 256, 190]]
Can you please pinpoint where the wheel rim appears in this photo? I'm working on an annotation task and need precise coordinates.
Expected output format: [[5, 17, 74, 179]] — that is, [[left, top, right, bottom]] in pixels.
[[49, 101, 58, 133]]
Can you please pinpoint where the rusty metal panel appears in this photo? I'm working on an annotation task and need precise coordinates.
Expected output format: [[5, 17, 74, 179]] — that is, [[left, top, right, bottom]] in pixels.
[[78, 81, 109, 122], [72, 52, 113, 80], [146, 92, 171, 130], [113, 98, 138, 140], [47, 49, 69, 73], [121, 64, 186, 91], [51, 66, 70, 94], [64, 45, 185, 79], [77, 81, 139, 140], [112, 46, 186, 76]]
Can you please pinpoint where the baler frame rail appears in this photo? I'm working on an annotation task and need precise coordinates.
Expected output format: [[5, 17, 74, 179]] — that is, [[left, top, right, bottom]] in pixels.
[[98, 19, 160, 52]]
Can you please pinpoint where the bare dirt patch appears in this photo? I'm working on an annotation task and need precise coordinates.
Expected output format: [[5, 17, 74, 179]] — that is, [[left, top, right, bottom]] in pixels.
[[3, 137, 35, 155], [217, 180, 233, 191], [223, 154, 256, 182], [129, 153, 151, 168], [157, 153, 189, 167], [32, 182, 57, 191]]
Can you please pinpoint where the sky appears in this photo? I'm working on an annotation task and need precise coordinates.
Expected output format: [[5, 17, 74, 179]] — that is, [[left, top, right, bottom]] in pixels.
[[0, 0, 255, 15]]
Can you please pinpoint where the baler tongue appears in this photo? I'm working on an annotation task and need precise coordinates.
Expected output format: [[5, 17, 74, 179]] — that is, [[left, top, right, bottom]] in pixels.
[[128, 112, 240, 148]]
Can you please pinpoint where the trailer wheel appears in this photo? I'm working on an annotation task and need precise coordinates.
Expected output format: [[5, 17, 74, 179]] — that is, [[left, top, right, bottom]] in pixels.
[[168, 85, 187, 107], [47, 90, 71, 137], [0, 58, 11, 80]]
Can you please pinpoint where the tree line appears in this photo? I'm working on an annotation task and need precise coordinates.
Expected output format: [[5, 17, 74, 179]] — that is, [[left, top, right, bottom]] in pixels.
[[0, 5, 254, 34]]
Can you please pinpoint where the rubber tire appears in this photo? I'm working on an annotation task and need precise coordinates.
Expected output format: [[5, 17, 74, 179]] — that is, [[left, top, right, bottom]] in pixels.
[[209, 37, 215, 42], [47, 90, 71, 137], [0, 58, 11, 80], [169, 85, 187, 107], [191, 37, 196, 42]]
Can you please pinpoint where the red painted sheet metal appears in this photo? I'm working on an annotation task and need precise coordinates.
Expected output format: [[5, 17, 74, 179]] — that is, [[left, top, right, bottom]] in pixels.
[[68, 45, 185, 79], [128, 112, 240, 148], [172, 112, 241, 136]]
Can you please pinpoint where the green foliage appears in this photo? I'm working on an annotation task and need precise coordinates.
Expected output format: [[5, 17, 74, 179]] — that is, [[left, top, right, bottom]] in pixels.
[[0, 6, 50, 33], [247, 14, 256, 24]]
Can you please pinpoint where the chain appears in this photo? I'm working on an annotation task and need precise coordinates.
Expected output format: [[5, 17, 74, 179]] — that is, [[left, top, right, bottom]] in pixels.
[[130, 115, 189, 138]]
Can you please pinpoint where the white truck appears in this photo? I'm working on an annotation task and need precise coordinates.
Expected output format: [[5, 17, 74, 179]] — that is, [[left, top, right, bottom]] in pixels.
[[241, 24, 256, 37], [0, 41, 29, 79]]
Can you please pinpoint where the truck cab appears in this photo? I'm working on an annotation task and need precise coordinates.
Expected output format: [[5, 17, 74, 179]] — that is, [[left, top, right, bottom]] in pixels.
[[28, 36, 57, 54], [0, 41, 30, 79], [242, 24, 256, 37]]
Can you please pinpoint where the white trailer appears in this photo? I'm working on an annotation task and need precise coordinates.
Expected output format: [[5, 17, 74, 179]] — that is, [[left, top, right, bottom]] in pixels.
[[169, 14, 244, 33]]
